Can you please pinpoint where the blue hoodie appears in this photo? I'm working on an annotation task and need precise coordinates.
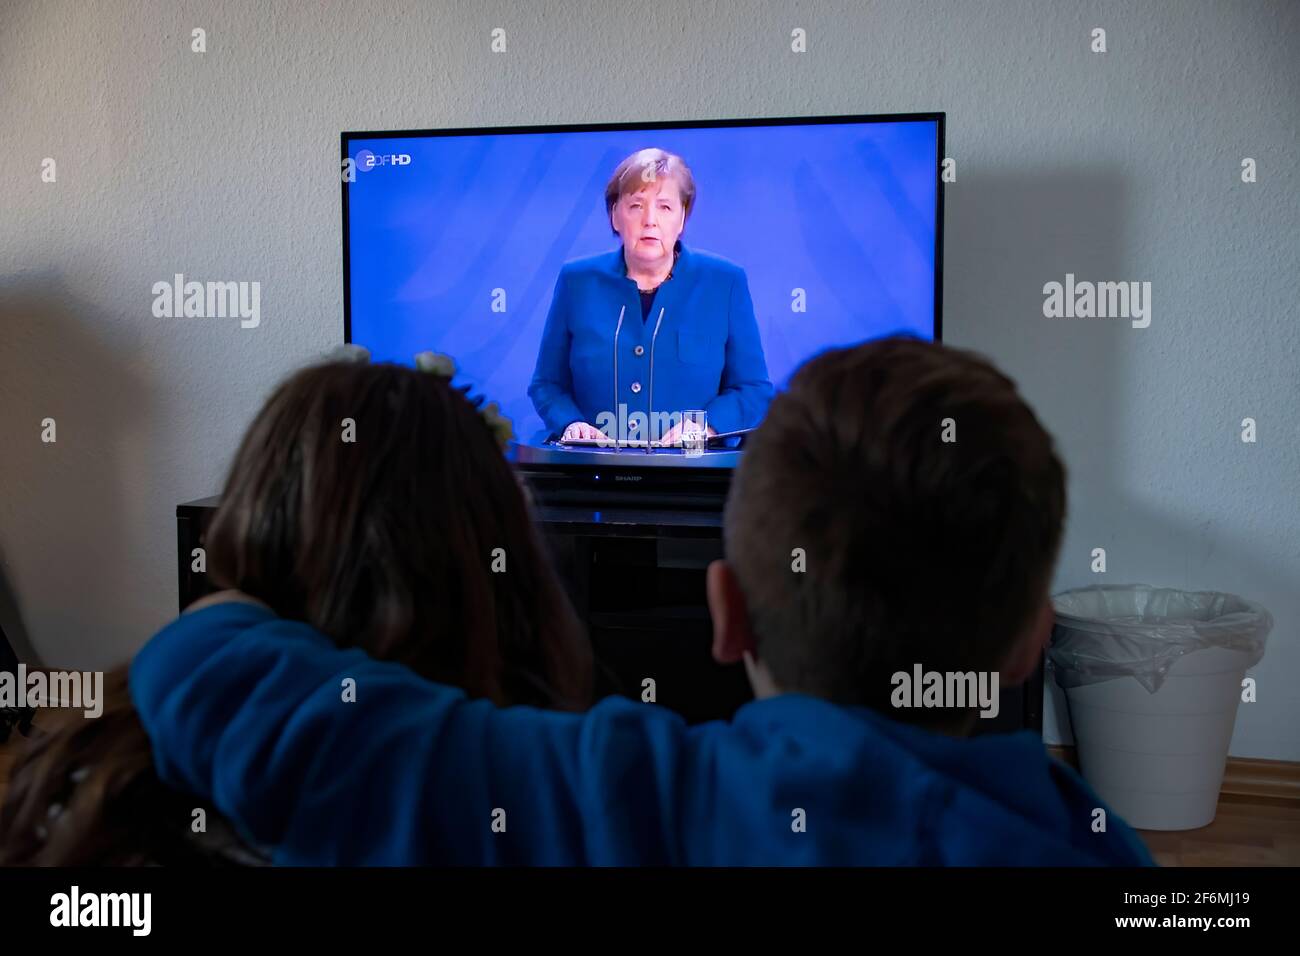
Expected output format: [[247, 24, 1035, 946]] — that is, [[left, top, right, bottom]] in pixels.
[[129, 602, 1154, 867]]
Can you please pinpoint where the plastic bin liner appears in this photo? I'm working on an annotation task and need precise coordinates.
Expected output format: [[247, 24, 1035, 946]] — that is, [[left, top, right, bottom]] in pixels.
[[1049, 584, 1271, 693]]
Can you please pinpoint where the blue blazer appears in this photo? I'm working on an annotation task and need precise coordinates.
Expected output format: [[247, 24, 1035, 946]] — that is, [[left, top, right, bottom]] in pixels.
[[528, 242, 773, 437]]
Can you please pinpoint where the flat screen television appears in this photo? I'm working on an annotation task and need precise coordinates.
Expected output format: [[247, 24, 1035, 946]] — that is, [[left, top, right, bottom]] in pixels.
[[342, 112, 943, 498]]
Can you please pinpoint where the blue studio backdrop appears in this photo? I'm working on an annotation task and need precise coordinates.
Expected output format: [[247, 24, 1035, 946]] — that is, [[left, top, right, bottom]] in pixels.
[[346, 118, 938, 443]]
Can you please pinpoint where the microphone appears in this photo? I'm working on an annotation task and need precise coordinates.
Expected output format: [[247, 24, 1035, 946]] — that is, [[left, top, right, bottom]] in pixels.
[[647, 306, 665, 451], [611, 305, 625, 446]]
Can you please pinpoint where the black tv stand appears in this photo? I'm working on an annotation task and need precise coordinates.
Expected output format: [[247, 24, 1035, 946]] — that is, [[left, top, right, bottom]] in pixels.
[[511, 443, 736, 510]]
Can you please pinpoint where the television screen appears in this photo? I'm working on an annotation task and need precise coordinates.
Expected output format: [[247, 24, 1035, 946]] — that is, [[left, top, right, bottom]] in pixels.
[[343, 113, 942, 462]]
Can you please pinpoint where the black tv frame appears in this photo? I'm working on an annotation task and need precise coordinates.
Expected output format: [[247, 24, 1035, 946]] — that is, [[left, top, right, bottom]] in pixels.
[[341, 112, 945, 506], [341, 111, 944, 343]]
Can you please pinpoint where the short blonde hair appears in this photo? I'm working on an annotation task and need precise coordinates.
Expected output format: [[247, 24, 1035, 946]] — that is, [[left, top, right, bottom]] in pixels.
[[604, 148, 695, 235]]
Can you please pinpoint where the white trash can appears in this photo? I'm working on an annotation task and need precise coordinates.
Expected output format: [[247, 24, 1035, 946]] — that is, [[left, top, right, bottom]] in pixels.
[[1049, 585, 1271, 831]]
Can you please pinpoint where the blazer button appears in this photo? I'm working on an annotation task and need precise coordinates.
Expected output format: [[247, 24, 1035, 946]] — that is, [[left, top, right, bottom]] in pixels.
[[630, 382, 642, 394], [634, 345, 645, 356]]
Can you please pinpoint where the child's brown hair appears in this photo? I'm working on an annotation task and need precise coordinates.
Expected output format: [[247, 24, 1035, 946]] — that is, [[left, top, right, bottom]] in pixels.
[[724, 337, 1066, 716]]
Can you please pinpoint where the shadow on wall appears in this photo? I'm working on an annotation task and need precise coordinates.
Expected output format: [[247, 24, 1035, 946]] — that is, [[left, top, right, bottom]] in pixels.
[[944, 164, 1132, 426], [0, 272, 155, 668], [946, 168, 1292, 751], [945, 166, 1127, 741]]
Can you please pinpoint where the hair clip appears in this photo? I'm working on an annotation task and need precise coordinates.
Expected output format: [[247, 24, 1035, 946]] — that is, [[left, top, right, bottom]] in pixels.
[[329, 343, 372, 363], [414, 351, 515, 451], [320, 346, 514, 451], [414, 351, 455, 377]]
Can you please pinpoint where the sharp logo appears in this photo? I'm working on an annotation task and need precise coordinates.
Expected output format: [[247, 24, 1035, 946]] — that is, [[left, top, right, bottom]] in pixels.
[[614, 475, 642, 482]]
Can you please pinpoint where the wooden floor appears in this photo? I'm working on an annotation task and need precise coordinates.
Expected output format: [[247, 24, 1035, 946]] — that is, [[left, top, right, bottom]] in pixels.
[[1136, 795, 1300, 866], [0, 732, 1297, 865]]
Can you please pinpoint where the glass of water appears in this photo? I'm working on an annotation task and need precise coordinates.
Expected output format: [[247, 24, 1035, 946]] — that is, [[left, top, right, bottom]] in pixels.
[[681, 409, 707, 457]]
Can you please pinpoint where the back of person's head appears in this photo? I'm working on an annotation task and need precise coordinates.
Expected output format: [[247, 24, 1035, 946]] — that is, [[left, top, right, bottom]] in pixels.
[[722, 337, 1066, 721], [205, 358, 589, 709], [1, 357, 590, 865]]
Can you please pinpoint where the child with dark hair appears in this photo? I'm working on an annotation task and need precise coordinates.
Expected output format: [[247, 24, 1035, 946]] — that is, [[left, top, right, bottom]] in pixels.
[[0, 356, 591, 864], [126, 337, 1153, 865]]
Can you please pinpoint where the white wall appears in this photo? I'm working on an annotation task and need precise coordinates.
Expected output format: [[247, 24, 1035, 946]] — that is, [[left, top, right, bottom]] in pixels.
[[1, 0, 1296, 759]]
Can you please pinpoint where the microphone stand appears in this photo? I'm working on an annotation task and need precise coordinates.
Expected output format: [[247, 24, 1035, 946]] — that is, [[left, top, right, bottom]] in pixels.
[[647, 306, 665, 455], [611, 305, 625, 449]]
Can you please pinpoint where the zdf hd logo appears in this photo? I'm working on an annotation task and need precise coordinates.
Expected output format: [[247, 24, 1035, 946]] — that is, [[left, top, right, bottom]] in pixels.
[[355, 149, 412, 171]]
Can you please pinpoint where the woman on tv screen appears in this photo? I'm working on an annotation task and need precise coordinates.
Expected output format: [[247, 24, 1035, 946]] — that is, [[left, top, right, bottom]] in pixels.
[[527, 148, 773, 445]]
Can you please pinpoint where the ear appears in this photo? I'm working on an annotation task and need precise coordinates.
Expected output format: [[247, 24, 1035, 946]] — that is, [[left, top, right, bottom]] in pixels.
[[706, 560, 756, 665], [1001, 596, 1054, 686]]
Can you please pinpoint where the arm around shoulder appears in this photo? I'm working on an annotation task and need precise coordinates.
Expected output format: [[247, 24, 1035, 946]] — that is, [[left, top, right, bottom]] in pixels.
[[130, 605, 696, 864]]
